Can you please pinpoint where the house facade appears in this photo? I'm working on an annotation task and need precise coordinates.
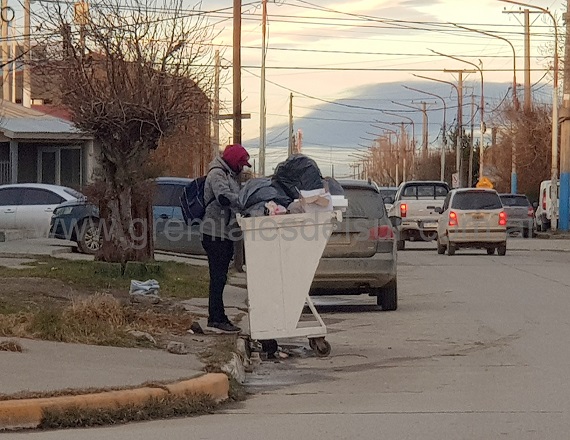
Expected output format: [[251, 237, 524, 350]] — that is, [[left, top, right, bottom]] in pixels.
[[0, 100, 97, 188]]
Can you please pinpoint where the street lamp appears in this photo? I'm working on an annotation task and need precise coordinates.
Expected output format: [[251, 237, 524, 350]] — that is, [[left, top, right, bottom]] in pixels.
[[403, 85, 447, 182], [452, 23, 519, 193], [431, 50, 485, 184], [412, 74, 461, 186], [499, 0, 559, 229]]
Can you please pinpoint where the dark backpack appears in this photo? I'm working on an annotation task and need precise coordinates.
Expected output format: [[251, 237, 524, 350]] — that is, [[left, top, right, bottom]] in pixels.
[[180, 167, 226, 225]]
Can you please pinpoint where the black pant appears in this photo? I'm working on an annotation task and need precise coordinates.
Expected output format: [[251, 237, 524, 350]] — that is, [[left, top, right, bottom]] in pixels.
[[202, 235, 235, 324]]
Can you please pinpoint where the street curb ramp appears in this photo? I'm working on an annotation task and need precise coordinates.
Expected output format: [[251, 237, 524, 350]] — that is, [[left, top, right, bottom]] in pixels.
[[0, 373, 229, 431]]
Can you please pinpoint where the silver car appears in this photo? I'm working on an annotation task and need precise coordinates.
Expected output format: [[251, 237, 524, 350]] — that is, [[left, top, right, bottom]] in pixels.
[[310, 180, 398, 310], [499, 193, 534, 238]]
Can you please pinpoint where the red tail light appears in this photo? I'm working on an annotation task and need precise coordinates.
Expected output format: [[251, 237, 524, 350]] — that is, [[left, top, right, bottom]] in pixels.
[[527, 206, 534, 217], [499, 211, 507, 226], [369, 225, 395, 240], [400, 203, 407, 218], [542, 189, 547, 210], [448, 211, 458, 227]]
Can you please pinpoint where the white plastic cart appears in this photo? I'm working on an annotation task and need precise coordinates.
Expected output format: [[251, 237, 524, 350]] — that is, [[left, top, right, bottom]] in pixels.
[[237, 210, 341, 357]]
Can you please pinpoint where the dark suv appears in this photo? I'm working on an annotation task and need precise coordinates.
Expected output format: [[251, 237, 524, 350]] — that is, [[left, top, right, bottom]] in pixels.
[[49, 177, 205, 255]]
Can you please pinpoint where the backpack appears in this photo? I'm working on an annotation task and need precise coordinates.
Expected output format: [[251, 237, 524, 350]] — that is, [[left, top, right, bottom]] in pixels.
[[180, 167, 226, 225]]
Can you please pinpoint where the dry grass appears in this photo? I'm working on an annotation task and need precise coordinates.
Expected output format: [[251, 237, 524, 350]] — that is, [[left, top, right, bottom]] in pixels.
[[39, 393, 218, 430], [0, 294, 194, 347]]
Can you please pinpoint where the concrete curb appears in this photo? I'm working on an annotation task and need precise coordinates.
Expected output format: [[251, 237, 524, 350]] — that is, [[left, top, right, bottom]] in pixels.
[[0, 373, 229, 431]]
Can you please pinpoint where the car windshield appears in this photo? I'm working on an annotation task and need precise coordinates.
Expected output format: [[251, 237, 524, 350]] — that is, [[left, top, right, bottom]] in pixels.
[[452, 191, 502, 210], [343, 188, 385, 219], [400, 184, 448, 200], [500, 195, 529, 207]]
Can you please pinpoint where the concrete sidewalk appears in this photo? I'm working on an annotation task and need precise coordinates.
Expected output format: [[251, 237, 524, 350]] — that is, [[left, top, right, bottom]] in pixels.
[[0, 337, 205, 395], [0, 239, 234, 430]]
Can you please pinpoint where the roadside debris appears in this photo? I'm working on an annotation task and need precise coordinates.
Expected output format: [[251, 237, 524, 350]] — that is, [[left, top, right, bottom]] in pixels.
[[127, 330, 156, 345], [129, 279, 160, 304], [166, 341, 189, 355], [0, 340, 23, 352]]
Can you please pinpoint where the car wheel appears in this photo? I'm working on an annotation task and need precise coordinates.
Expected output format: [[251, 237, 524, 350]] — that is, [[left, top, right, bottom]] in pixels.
[[486, 247, 495, 255], [77, 219, 101, 255], [437, 238, 446, 254], [376, 279, 397, 311], [447, 242, 456, 256], [497, 242, 507, 256], [397, 240, 405, 251]]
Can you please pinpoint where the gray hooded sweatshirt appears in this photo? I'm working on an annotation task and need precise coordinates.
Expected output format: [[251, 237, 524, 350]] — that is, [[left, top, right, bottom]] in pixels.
[[200, 156, 242, 240]]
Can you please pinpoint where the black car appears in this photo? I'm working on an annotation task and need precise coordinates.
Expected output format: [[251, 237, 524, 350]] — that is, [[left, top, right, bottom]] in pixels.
[[50, 177, 205, 255]]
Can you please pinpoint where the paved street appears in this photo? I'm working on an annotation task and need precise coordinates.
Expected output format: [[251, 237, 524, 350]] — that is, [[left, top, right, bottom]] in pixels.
[[6, 238, 570, 439]]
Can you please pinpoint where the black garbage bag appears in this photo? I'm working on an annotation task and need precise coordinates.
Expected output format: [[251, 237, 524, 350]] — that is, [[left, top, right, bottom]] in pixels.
[[272, 155, 324, 199], [239, 177, 292, 215], [323, 177, 344, 195]]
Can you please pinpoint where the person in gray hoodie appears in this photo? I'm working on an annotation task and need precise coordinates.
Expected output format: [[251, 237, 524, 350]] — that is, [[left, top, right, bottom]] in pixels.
[[201, 144, 251, 332]]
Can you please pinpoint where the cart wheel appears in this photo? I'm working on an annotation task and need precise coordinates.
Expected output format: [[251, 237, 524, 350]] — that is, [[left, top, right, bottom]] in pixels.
[[310, 337, 331, 357]]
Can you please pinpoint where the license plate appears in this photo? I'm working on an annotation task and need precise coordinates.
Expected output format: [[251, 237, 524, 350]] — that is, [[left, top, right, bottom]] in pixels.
[[423, 222, 437, 228], [472, 213, 485, 220]]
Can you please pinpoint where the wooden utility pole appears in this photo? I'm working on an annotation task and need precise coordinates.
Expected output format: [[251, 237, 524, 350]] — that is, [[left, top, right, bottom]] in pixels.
[[559, 5, 570, 230], [213, 50, 220, 159], [1, 0, 9, 100], [232, 0, 242, 145], [468, 93, 475, 187], [421, 102, 428, 159], [287, 92, 294, 156], [259, 0, 267, 175], [23, 0, 31, 107]]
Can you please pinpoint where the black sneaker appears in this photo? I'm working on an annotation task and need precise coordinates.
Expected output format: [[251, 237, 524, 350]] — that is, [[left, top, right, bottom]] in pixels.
[[207, 321, 241, 333]]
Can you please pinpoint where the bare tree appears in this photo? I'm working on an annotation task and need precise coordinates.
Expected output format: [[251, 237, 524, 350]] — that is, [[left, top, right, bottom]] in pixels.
[[32, 0, 215, 264]]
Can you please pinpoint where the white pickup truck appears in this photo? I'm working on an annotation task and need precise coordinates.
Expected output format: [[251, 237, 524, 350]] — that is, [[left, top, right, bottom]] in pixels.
[[388, 181, 450, 250], [535, 179, 558, 231]]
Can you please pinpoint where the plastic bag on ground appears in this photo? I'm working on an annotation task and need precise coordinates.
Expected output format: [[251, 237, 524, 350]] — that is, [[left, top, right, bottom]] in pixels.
[[129, 280, 160, 297]]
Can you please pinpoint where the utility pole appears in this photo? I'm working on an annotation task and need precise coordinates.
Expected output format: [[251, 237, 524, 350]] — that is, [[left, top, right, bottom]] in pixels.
[[524, 9, 531, 112], [1, 0, 9, 100], [287, 92, 294, 156], [23, 0, 31, 108], [258, 0, 267, 175], [421, 102, 428, 160], [213, 50, 220, 159], [469, 93, 475, 187], [559, 5, 570, 231], [443, 69, 470, 187], [232, 0, 242, 145]]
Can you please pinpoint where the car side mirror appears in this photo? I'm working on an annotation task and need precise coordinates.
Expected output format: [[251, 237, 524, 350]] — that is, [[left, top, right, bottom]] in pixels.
[[434, 207, 443, 214], [384, 196, 395, 205], [389, 216, 402, 227], [532, 202, 538, 210]]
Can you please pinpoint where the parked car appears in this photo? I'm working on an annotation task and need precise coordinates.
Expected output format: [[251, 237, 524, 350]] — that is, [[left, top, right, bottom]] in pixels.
[[435, 188, 507, 256], [388, 180, 450, 250], [499, 193, 534, 238], [0, 183, 83, 237], [535, 179, 559, 231], [50, 177, 205, 255], [310, 179, 399, 310]]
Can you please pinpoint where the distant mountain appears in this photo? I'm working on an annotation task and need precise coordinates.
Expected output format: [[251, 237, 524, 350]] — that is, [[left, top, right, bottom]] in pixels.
[[243, 81, 551, 177]]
